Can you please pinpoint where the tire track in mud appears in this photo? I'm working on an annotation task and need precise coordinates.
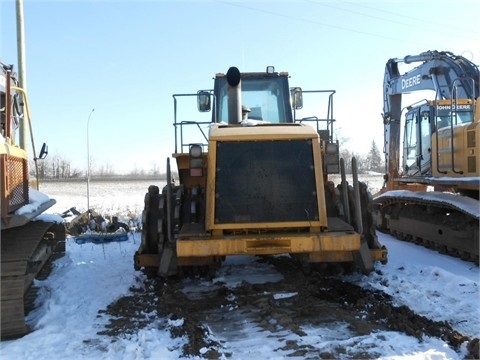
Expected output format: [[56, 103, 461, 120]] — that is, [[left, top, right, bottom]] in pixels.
[[95, 257, 479, 359]]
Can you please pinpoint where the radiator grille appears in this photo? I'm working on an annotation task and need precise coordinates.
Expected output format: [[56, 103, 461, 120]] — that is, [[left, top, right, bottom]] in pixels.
[[467, 156, 476, 173], [1, 154, 29, 217], [467, 130, 475, 148], [214, 140, 318, 224]]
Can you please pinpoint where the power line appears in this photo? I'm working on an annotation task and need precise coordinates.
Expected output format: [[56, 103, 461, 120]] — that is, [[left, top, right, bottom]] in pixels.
[[340, 0, 479, 37], [214, 0, 428, 44]]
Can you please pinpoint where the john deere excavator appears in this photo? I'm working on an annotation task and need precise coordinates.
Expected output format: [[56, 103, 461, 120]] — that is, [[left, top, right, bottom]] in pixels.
[[135, 66, 387, 278], [372, 50, 479, 263], [1, 62, 65, 339]]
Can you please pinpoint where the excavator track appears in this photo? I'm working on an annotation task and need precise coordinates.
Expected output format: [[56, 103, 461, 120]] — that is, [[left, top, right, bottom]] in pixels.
[[1, 221, 65, 340], [372, 191, 479, 264]]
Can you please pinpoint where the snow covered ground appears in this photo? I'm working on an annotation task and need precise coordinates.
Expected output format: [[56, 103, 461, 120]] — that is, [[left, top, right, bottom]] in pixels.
[[1, 181, 479, 359]]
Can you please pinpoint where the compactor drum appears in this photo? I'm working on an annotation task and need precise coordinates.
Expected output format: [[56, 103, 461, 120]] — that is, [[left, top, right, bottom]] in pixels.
[[135, 66, 387, 278], [1, 63, 66, 339]]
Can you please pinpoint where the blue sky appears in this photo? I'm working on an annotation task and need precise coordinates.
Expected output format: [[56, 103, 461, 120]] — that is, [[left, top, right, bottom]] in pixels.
[[1, 0, 479, 174]]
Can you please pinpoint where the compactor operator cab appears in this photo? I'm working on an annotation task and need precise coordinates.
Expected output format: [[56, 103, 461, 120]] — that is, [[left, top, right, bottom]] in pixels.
[[191, 66, 338, 173], [196, 66, 296, 124], [213, 68, 294, 124]]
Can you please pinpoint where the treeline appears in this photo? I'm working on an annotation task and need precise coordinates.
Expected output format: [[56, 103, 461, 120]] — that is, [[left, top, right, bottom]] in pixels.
[[340, 140, 384, 174], [31, 140, 384, 180], [29, 154, 163, 180]]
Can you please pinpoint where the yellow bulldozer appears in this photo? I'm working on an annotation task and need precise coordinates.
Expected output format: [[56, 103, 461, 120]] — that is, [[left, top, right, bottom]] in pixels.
[[1, 62, 65, 339]]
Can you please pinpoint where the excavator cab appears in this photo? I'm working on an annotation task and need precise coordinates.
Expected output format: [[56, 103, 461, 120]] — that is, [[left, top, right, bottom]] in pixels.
[[402, 98, 477, 178], [402, 102, 433, 176]]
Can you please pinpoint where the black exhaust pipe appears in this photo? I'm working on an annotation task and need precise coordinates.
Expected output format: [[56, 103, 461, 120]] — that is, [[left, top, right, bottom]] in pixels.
[[226, 66, 242, 124]]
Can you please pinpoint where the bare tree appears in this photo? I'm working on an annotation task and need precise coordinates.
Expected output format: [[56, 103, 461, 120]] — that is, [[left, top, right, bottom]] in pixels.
[[30, 158, 48, 179], [354, 153, 367, 173], [30, 153, 81, 179], [97, 161, 115, 176], [339, 148, 353, 174], [339, 148, 369, 174], [150, 162, 160, 176]]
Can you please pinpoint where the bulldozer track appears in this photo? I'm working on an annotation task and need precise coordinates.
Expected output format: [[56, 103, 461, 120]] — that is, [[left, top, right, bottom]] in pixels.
[[1, 221, 65, 340], [95, 256, 479, 359]]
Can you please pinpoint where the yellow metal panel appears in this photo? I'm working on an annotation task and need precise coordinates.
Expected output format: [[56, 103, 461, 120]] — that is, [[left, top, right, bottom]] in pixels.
[[132, 238, 387, 269], [208, 123, 318, 141], [433, 122, 479, 177], [173, 153, 189, 169], [206, 221, 322, 231], [311, 137, 328, 228], [0, 143, 27, 158], [176, 232, 360, 258], [173, 152, 208, 188], [205, 139, 217, 230], [432, 98, 480, 177], [173, 152, 209, 170]]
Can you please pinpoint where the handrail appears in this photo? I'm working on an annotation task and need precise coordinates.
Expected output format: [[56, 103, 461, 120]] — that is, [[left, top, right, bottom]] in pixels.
[[172, 89, 338, 154], [292, 89, 336, 143], [172, 92, 214, 154], [4, 69, 12, 139], [179, 121, 210, 153], [11, 85, 40, 189]]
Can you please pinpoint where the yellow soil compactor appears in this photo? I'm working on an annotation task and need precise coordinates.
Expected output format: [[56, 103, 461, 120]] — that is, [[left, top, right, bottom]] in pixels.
[[135, 66, 387, 278]]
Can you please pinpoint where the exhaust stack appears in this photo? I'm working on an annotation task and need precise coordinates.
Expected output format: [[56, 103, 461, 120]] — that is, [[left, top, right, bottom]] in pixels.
[[226, 67, 242, 124]]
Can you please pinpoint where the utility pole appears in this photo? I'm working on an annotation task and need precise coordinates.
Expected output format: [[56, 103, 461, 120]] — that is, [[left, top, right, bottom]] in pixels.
[[87, 108, 95, 212], [16, 0, 28, 151]]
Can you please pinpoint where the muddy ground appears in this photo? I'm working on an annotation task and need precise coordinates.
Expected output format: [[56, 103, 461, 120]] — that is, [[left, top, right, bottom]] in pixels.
[[96, 256, 479, 359]]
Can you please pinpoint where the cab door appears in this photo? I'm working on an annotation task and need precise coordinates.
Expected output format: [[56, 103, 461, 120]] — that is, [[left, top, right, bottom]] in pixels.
[[403, 104, 433, 176]]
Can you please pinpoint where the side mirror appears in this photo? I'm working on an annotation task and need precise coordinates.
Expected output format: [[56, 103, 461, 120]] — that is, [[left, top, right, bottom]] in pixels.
[[291, 87, 303, 109], [197, 91, 211, 112], [39, 142, 48, 159]]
